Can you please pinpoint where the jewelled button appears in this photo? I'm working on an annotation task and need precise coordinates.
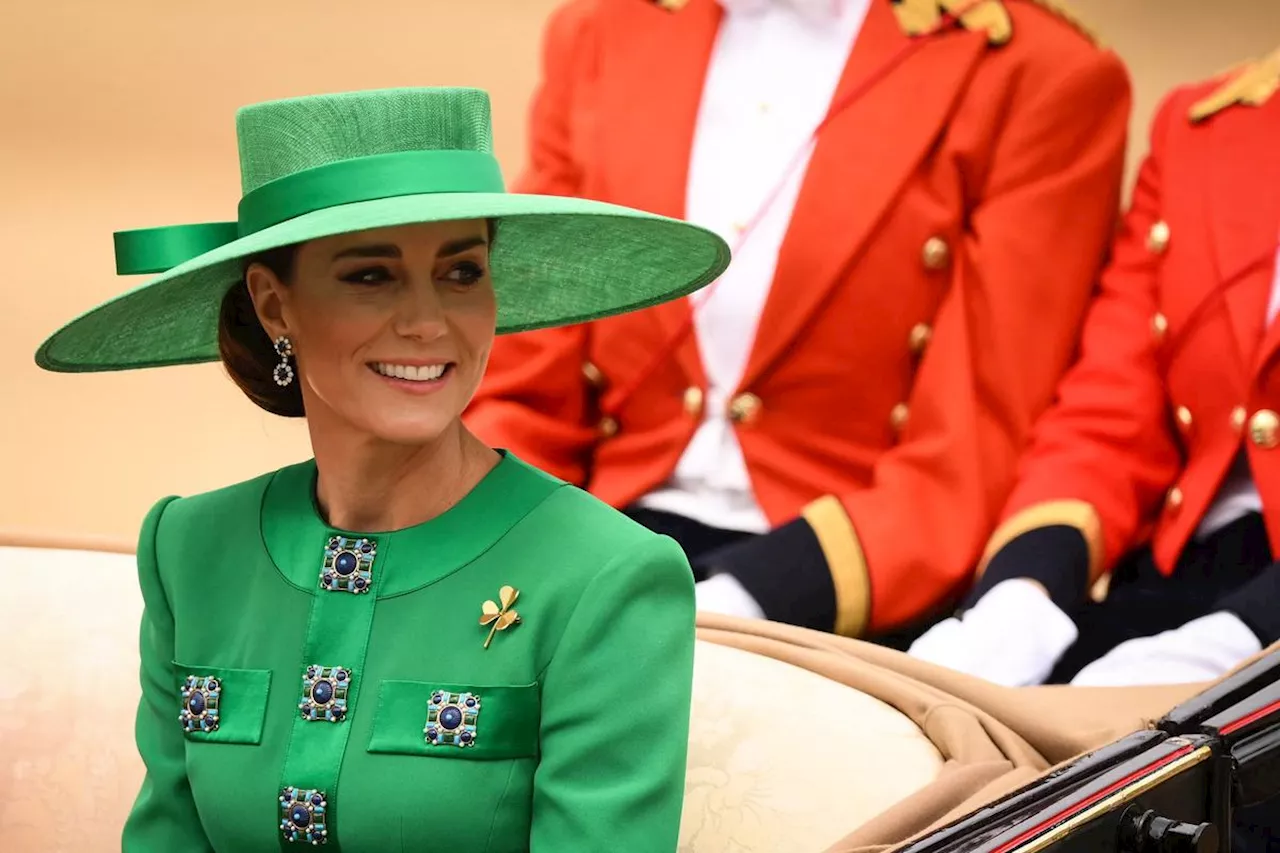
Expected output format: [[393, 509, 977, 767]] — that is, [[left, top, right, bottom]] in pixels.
[[179, 675, 221, 733], [280, 787, 328, 845], [299, 666, 350, 723], [425, 691, 480, 747], [319, 536, 377, 594]]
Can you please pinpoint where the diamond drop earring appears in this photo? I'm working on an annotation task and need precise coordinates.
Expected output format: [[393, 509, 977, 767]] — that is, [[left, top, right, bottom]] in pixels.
[[273, 336, 295, 387]]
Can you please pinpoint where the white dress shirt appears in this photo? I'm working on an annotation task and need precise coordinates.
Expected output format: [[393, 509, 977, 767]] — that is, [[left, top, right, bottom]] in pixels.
[[636, 0, 870, 533], [1196, 241, 1280, 539]]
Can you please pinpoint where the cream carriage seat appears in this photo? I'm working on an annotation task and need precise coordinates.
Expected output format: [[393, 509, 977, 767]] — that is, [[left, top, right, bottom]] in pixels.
[[0, 543, 146, 853], [682, 642, 944, 852]]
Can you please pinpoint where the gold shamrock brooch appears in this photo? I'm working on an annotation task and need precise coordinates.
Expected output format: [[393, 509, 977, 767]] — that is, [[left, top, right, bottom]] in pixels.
[[480, 585, 521, 649]]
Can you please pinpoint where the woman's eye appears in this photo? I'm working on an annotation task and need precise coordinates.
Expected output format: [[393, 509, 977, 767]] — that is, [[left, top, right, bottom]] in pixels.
[[340, 266, 393, 285], [443, 260, 486, 286]]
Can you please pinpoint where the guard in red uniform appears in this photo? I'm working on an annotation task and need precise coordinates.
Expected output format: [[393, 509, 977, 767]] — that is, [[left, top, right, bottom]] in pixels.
[[466, 0, 1131, 640], [910, 51, 1280, 684]]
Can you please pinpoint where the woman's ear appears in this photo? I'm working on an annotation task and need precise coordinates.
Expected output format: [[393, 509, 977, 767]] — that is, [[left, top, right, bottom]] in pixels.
[[245, 263, 289, 342]]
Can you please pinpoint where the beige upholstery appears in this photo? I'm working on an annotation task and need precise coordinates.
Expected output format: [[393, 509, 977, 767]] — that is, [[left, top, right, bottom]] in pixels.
[[1, 543, 948, 852], [681, 641, 943, 853], [0, 546, 145, 852]]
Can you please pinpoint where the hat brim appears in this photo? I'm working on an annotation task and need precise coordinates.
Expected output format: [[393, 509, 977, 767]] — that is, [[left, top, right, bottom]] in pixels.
[[35, 192, 730, 372]]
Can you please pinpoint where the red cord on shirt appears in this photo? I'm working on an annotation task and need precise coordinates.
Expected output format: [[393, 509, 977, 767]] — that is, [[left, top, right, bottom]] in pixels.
[[600, 0, 991, 418]]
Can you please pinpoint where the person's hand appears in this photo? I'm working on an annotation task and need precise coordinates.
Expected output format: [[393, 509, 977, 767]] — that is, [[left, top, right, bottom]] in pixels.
[[907, 578, 1078, 686], [1071, 611, 1262, 686], [694, 574, 766, 620]]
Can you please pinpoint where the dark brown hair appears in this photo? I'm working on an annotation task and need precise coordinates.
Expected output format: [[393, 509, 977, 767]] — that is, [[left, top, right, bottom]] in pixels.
[[218, 245, 304, 418]]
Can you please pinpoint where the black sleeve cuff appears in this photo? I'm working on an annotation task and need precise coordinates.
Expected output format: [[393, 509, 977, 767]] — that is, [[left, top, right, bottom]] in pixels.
[[1217, 564, 1280, 646], [965, 525, 1091, 612], [694, 517, 836, 632]]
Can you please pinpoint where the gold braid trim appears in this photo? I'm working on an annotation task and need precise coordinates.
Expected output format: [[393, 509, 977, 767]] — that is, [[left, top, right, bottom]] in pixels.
[[1190, 47, 1280, 122], [977, 499, 1104, 585], [801, 495, 871, 638], [892, 1, 1103, 48], [892, 0, 1012, 46]]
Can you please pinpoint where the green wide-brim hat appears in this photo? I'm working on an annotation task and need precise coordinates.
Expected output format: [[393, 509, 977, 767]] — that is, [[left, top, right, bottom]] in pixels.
[[35, 87, 730, 372]]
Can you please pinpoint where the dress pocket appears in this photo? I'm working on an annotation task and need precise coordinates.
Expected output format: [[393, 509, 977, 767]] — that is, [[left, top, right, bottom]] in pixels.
[[367, 681, 539, 761], [171, 662, 272, 745]]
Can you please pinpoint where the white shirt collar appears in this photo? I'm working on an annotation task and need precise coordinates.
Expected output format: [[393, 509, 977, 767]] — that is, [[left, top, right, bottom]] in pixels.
[[717, 0, 847, 24]]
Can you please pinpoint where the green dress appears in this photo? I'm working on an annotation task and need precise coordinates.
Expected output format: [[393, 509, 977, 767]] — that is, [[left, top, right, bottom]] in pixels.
[[122, 451, 695, 851]]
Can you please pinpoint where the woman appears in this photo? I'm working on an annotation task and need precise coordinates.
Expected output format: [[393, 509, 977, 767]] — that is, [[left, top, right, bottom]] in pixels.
[[36, 87, 729, 851]]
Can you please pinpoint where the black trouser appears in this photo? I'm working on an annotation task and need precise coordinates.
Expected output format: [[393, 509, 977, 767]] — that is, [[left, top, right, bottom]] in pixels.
[[1048, 512, 1271, 684]]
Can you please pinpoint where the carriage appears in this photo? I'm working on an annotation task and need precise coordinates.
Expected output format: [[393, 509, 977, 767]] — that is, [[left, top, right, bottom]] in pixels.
[[3, 538, 1276, 852]]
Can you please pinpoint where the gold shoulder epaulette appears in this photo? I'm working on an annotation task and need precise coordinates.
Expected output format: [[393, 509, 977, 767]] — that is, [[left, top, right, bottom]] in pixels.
[[1190, 48, 1280, 122], [1023, 0, 1102, 47], [892, 0, 1012, 47]]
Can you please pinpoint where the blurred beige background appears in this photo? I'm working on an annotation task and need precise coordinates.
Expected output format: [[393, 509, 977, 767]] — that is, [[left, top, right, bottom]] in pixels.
[[4, 0, 1279, 547]]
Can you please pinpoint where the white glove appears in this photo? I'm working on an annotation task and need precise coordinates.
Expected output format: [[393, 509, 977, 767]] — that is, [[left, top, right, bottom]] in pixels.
[[695, 574, 766, 620], [907, 578, 1079, 686], [1071, 611, 1262, 687]]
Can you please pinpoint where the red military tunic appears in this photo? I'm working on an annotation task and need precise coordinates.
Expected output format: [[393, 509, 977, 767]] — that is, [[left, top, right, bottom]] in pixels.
[[977, 53, 1280, 611], [468, 0, 1131, 635]]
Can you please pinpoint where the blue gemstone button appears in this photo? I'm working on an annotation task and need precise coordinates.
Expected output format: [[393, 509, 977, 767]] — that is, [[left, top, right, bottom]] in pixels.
[[188, 691, 206, 715], [280, 787, 328, 844], [300, 666, 350, 723], [439, 706, 463, 730], [320, 536, 377, 595], [312, 680, 334, 705], [334, 552, 357, 576]]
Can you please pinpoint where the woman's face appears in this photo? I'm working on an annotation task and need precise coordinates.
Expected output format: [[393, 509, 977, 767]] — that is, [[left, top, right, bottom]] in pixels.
[[247, 219, 497, 446]]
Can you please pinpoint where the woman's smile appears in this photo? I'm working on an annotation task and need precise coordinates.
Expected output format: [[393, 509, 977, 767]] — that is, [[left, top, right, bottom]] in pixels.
[[368, 360, 456, 395]]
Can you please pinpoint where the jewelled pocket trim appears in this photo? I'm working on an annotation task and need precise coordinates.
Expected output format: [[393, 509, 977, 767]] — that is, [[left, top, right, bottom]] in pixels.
[[426, 691, 480, 747], [280, 787, 328, 845], [173, 663, 271, 744], [180, 676, 220, 733], [320, 535, 377, 594], [368, 681, 539, 760]]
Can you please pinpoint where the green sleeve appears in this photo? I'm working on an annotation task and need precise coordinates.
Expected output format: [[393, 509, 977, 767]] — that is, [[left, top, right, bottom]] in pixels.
[[530, 535, 695, 851], [122, 496, 214, 852]]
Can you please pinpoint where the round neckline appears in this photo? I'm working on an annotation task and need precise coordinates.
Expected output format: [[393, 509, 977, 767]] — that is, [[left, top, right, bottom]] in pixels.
[[260, 450, 565, 597], [301, 451, 506, 537]]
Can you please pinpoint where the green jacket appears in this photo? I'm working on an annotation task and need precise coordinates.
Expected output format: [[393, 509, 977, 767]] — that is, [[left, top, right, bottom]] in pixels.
[[122, 452, 695, 851]]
